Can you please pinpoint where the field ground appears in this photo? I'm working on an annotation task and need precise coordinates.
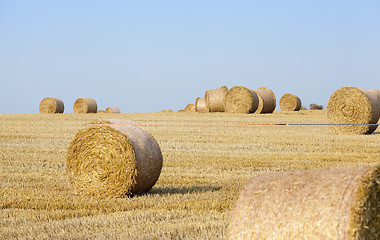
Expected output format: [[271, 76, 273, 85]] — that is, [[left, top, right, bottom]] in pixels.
[[1, 110, 379, 239]]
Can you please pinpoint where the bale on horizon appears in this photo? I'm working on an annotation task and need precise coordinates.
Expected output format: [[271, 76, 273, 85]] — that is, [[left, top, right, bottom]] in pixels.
[[224, 86, 259, 114], [279, 94, 302, 111], [185, 103, 196, 112], [105, 107, 121, 113], [327, 87, 380, 134], [39, 97, 64, 114], [229, 165, 380, 239], [66, 119, 163, 197], [161, 109, 173, 113], [195, 97, 208, 113], [310, 104, 323, 110], [253, 87, 276, 114], [73, 98, 97, 113], [205, 86, 228, 112]]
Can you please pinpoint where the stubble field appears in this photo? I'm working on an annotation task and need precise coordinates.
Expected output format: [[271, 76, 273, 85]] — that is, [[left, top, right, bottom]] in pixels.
[[1, 110, 379, 239]]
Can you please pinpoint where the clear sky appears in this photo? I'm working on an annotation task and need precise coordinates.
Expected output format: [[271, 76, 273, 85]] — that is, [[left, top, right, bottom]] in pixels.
[[1, 1, 379, 114]]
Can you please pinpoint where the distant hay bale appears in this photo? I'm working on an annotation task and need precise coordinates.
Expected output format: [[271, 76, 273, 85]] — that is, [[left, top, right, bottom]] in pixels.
[[327, 87, 380, 134], [39, 97, 64, 114], [185, 103, 196, 112], [105, 107, 121, 113], [73, 98, 98, 113], [66, 120, 163, 197], [161, 109, 173, 113], [205, 86, 228, 112], [224, 86, 259, 114], [310, 104, 323, 110], [195, 97, 209, 113], [97, 110, 105, 113], [253, 87, 276, 114], [229, 165, 380, 240], [279, 94, 302, 111], [178, 109, 185, 113]]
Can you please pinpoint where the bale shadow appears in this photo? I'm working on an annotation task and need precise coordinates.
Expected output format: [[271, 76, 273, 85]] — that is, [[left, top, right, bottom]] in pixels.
[[148, 185, 222, 196]]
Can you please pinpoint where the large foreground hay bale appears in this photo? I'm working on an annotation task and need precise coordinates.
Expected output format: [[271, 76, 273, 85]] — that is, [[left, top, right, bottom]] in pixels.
[[39, 97, 64, 114], [195, 97, 208, 112], [66, 120, 163, 197], [205, 86, 228, 112], [327, 87, 380, 134], [73, 98, 98, 113], [105, 107, 121, 113], [253, 87, 276, 114], [185, 103, 196, 112], [279, 93, 302, 111], [224, 86, 259, 114], [229, 165, 380, 240]]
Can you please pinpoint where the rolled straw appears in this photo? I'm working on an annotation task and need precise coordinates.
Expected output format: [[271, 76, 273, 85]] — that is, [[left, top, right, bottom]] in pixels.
[[195, 97, 209, 113], [73, 98, 97, 113], [39, 97, 64, 114], [205, 86, 228, 112], [229, 165, 380, 240], [253, 87, 276, 114], [105, 107, 121, 113], [327, 87, 380, 134], [97, 110, 106, 113], [185, 103, 196, 112], [161, 109, 173, 113], [279, 93, 302, 111], [66, 119, 163, 197], [224, 86, 259, 114]]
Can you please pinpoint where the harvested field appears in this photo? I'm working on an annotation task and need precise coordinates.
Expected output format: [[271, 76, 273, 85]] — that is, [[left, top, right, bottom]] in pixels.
[[1, 111, 379, 239]]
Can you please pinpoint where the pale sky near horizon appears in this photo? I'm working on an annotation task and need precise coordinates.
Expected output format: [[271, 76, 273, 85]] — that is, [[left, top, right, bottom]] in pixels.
[[1, 1, 379, 114]]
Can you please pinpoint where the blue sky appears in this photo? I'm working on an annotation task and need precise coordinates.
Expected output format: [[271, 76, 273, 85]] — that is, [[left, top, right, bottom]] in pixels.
[[1, 1, 379, 113]]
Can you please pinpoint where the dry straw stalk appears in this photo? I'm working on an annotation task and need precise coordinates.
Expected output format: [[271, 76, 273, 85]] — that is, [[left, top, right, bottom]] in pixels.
[[224, 86, 259, 114], [105, 107, 121, 113], [39, 97, 64, 114], [195, 97, 209, 112], [327, 87, 380, 134], [73, 98, 98, 113], [185, 103, 196, 112], [66, 119, 163, 197], [279, 93, 302, 111], [253, 87, 276, 114], [205, 86, 228, 112], [229, 165, 380, 240]]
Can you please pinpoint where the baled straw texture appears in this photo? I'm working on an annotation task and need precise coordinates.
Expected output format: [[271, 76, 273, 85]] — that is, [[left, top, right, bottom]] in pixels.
[[66, 120, 163, 197], [105, 107, 121, 113], [39, 97, 64, 114], [185, 103, 196, 112], [327, 87, 380, 134], [253, 87, 276, 114], [205, 86, 228, 112], [73, 98, 98, 113], [224, 86, 259, 114], [195, 97, 208, 112], [279, 93, 302, 111], [229, 165, 380, 240]]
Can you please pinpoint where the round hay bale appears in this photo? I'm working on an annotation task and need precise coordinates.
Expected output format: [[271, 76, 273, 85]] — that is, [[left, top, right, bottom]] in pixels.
[[161, 109, 173, 113], [253, 87, 276, 114], [327, 87, 380, 134], [224, 86, 259, 114], [105, 107, 121, 113], [310, 103, 323, 110], [185, 103, 196, 112], [66, 120, 163, 197], [39, 97, 64, 114], [178, 109, 185, 113], [73, 98, 98, 113], [279, 93, 302, 111], [205, 86, 228, 112], [97, 110, 105, 113], [368, 89, 380, 102], [229, 165, 380, 240], [195, 97, 209, 113]]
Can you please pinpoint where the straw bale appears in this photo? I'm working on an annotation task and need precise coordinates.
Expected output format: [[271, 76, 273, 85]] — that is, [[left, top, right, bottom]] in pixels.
[[66, 119, 163, 197], [253, 87, 276, 114], [195, 97, 209, 113], [185, 103, 196, 112], [327, 87, 380, 134], [178, 109, 185, 113], [368, 89, 380, 102], [310, 104, 323, 110], [224, 86, 259, 114], [229, 165, 380, 240], [73, 98, 98, 113], [205, 86, 228, 112], [161, 109, 173, 113], [105, 107, 121, 113], [39, 97, 64, 114], [97, 110, 105, 113], [279, 93, 302, 111]]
